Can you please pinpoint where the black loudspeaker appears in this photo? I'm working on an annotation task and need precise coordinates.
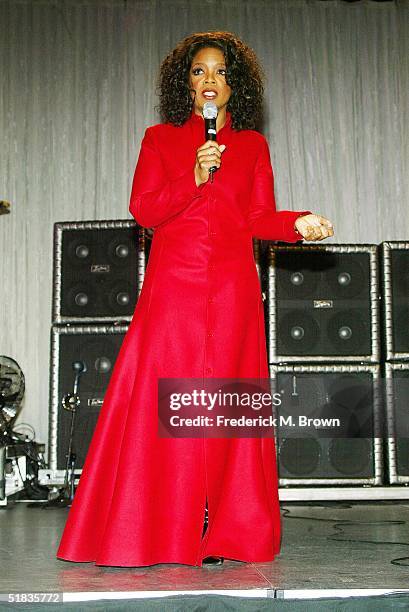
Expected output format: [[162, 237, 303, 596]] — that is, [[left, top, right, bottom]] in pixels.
[[384, 362, 409, 484], [52, 220, 149, 323], [381, 242, 409, 361], [266, 244, 380, 363], [270, 363, 384, 485], [48, 324, 128, 471]]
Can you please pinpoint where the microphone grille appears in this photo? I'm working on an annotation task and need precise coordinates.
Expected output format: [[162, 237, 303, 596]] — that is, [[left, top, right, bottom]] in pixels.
[[203, 101, 218, 119]]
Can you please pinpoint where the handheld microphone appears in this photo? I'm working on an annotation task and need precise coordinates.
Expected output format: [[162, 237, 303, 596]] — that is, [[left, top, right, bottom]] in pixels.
[[202, 101, 218, 181]]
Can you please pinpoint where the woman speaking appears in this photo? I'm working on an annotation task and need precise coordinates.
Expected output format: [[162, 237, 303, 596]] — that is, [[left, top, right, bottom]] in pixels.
[[56, 31, 334, 568]]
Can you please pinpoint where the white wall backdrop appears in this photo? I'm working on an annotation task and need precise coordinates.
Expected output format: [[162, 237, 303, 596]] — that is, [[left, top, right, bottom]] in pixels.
[[1, 0, 408, 449]]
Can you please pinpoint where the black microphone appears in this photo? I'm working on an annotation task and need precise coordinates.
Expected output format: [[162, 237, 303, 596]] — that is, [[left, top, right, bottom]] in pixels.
[[203, 101, 218, 181], [72, 360, 87, 374]]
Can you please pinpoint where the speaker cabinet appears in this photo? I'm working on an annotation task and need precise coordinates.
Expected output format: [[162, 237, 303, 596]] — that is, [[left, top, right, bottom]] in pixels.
[[266, 244, 380, 363], [52, 220, 147, 323], [381, 241, 409, 361], [48, 324, 128, 471], [269, 363, 383, 485], [384, 362, 409, 484]]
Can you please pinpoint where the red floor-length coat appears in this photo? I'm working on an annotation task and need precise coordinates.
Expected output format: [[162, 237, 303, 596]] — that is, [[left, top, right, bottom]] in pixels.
[[56, 109, 311, 567]]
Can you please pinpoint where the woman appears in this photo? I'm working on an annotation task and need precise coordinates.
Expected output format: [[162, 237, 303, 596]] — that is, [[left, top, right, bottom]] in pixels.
[[56, 31, 333, 568]]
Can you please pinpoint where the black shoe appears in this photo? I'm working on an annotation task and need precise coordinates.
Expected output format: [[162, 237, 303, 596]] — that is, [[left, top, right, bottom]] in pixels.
[[202, 556, 224, 565]]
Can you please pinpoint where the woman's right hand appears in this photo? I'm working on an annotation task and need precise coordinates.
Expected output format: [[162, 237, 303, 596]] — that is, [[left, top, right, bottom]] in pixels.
[[194, 140, 226, 186]]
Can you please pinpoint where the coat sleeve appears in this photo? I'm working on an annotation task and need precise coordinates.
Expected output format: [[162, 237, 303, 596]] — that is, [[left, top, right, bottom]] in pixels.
[[129, 127, 204, 228], [248, 136, 312, 241]]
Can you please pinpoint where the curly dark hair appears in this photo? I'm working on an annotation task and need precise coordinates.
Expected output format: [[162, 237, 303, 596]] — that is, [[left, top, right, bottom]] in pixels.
[[156, 31, 265, 131]]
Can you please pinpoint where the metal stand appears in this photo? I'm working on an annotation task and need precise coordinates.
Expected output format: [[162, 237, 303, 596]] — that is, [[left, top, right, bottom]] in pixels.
[[40, 361, 86, 507]]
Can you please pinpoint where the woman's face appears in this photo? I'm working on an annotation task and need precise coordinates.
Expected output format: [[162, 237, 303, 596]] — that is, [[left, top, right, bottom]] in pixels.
[[188, 46, 232, 116]]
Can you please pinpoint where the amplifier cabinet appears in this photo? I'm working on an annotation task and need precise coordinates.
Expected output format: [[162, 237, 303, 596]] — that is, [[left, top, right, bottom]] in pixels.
[[48, 323, 128, 471], [52, 220, 147, 323], [384, 361, 409, 484], [269, 363, 384, 486], [267, 244, 380, 363], [381, 241, 409, 361]]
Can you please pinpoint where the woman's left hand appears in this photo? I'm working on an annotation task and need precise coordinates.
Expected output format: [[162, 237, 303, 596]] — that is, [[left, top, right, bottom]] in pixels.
[[294, 214, 334, 241]]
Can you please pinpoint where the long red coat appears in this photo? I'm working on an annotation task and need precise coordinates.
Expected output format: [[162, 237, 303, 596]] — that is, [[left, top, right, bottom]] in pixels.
[[56, 109, 311, 567]]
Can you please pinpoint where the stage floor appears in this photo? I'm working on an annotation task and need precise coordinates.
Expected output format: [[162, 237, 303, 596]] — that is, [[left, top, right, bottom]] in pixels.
[[1, 500, 409, 602]]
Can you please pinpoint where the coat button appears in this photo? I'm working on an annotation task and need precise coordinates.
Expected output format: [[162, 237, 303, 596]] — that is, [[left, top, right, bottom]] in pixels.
[[208, 297, 214, 303], [207, 331, 213, 337], [205, 367, 213, 374]]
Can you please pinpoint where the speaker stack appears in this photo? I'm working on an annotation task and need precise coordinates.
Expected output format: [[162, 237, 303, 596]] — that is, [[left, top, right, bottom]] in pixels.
[[41, 223, 409, 501], [263, 243, 388, 497], [42, 221, 262, 486], [42, 220, 148, 486], [381, 242, 409, 485]]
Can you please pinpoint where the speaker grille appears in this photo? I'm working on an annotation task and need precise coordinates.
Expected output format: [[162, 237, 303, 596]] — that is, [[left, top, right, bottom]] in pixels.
[[381, 242, 409, 360], [268, 244, 380, 363], [52, 220, 146, 323], [48, 324, 128, 470], [270, 363, 383, 485], [384, 362, 409, 483]]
